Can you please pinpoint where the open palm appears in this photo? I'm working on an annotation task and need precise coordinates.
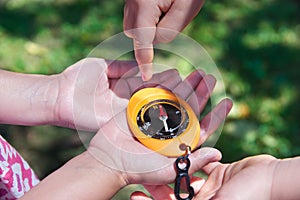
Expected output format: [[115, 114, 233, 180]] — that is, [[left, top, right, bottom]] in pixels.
[[54, 58, 191, 131], [87, 66, 232, 189], [54, 57, 231, 136]]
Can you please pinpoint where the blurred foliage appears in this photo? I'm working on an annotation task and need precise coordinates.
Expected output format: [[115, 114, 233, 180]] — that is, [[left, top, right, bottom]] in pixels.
[[0, 0, 299, 199]]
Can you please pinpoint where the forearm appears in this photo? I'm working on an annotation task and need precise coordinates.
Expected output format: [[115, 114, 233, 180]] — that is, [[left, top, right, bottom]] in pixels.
[[19, 151, 126, 200], [0, 69, 58, 126], [271, 156, 300, 200]]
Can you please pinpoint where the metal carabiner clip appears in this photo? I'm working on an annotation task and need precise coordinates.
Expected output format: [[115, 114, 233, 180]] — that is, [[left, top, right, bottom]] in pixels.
[[174, 155, 195, 200]]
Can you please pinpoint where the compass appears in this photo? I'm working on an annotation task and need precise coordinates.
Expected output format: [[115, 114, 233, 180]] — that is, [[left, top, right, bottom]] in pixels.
[[127, 87, 200, 157]]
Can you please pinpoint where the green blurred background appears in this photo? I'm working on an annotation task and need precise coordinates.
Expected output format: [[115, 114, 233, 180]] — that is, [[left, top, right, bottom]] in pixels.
[[0, 0, 299, 198]]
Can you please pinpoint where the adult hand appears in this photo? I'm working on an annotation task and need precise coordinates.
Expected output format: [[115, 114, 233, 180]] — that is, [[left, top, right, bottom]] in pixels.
[[54, 57, 198, 131], [0, 58, 138, 130], [53, 58, 138, 131], [52, 58, 185, 131], [124, 0, 205, 81], [87, 69, 232, 198], [20, 68, 232, 200], [54, 57, 232, 135]]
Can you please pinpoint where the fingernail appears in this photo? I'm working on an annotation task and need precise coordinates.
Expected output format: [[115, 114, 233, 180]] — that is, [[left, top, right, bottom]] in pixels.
[[142, 72, 152, 81], [142, 73, 147, 81], [142, 74, 152, 81], [206, 75, 216, 86]]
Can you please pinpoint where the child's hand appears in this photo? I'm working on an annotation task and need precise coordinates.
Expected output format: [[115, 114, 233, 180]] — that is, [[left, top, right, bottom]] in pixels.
[[131, 155, 277, 200], [195, 155, 277, 200], [53, 58, 137, 131], [54, 57, 232, 135], [124, 0, 205, 81], [53, 58, 189, 131]]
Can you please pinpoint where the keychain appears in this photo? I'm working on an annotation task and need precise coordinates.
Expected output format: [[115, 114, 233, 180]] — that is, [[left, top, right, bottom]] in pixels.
[[174, 146, 194, 200], [127, 87, 200, 199]]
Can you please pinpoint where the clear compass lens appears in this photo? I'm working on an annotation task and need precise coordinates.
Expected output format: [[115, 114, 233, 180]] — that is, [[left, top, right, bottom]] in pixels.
[[137, 100, 189, 140]]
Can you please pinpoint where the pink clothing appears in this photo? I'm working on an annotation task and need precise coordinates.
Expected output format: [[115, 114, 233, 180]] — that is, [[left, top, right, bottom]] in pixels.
[[0, 135, 39, 199]]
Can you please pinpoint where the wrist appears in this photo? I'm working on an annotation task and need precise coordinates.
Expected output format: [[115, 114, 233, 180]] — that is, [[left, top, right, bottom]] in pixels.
[[21, 151, 127, 200], [51, 72, 78, 130], [270, 158, 281, 200], [84, 146, 128, 187], [0, 70, 59, 126], [37, 74, 60, 125], [73, 150, 127, 188], [25, 73, 60, 126], [67, 150, 127, 199]]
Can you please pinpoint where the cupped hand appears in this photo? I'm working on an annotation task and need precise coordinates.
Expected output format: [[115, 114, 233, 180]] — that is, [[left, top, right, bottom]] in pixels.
[[54, 57, 232, 135], [124, 0, 205, 81], [53, 58, 191, 131], [53, 58, 138, 131], [87, 68, 232, 192]]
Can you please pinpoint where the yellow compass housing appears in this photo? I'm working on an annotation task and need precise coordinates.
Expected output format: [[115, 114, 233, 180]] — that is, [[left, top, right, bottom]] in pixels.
[[127, 87, 200, 157]]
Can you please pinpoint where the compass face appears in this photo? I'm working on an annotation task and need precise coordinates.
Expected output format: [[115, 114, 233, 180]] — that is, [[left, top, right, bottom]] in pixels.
[[137, 100, 189, 140], [126, 87, 200, 157]]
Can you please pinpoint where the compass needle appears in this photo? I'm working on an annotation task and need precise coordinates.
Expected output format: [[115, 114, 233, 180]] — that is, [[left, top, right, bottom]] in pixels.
[[158, 105, 169, 131]]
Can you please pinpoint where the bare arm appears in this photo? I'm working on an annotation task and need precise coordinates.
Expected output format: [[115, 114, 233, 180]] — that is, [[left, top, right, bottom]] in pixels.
[[18, 151, 126, 200], [271, 156, 300, 200], [0, 69, 57, 126]]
